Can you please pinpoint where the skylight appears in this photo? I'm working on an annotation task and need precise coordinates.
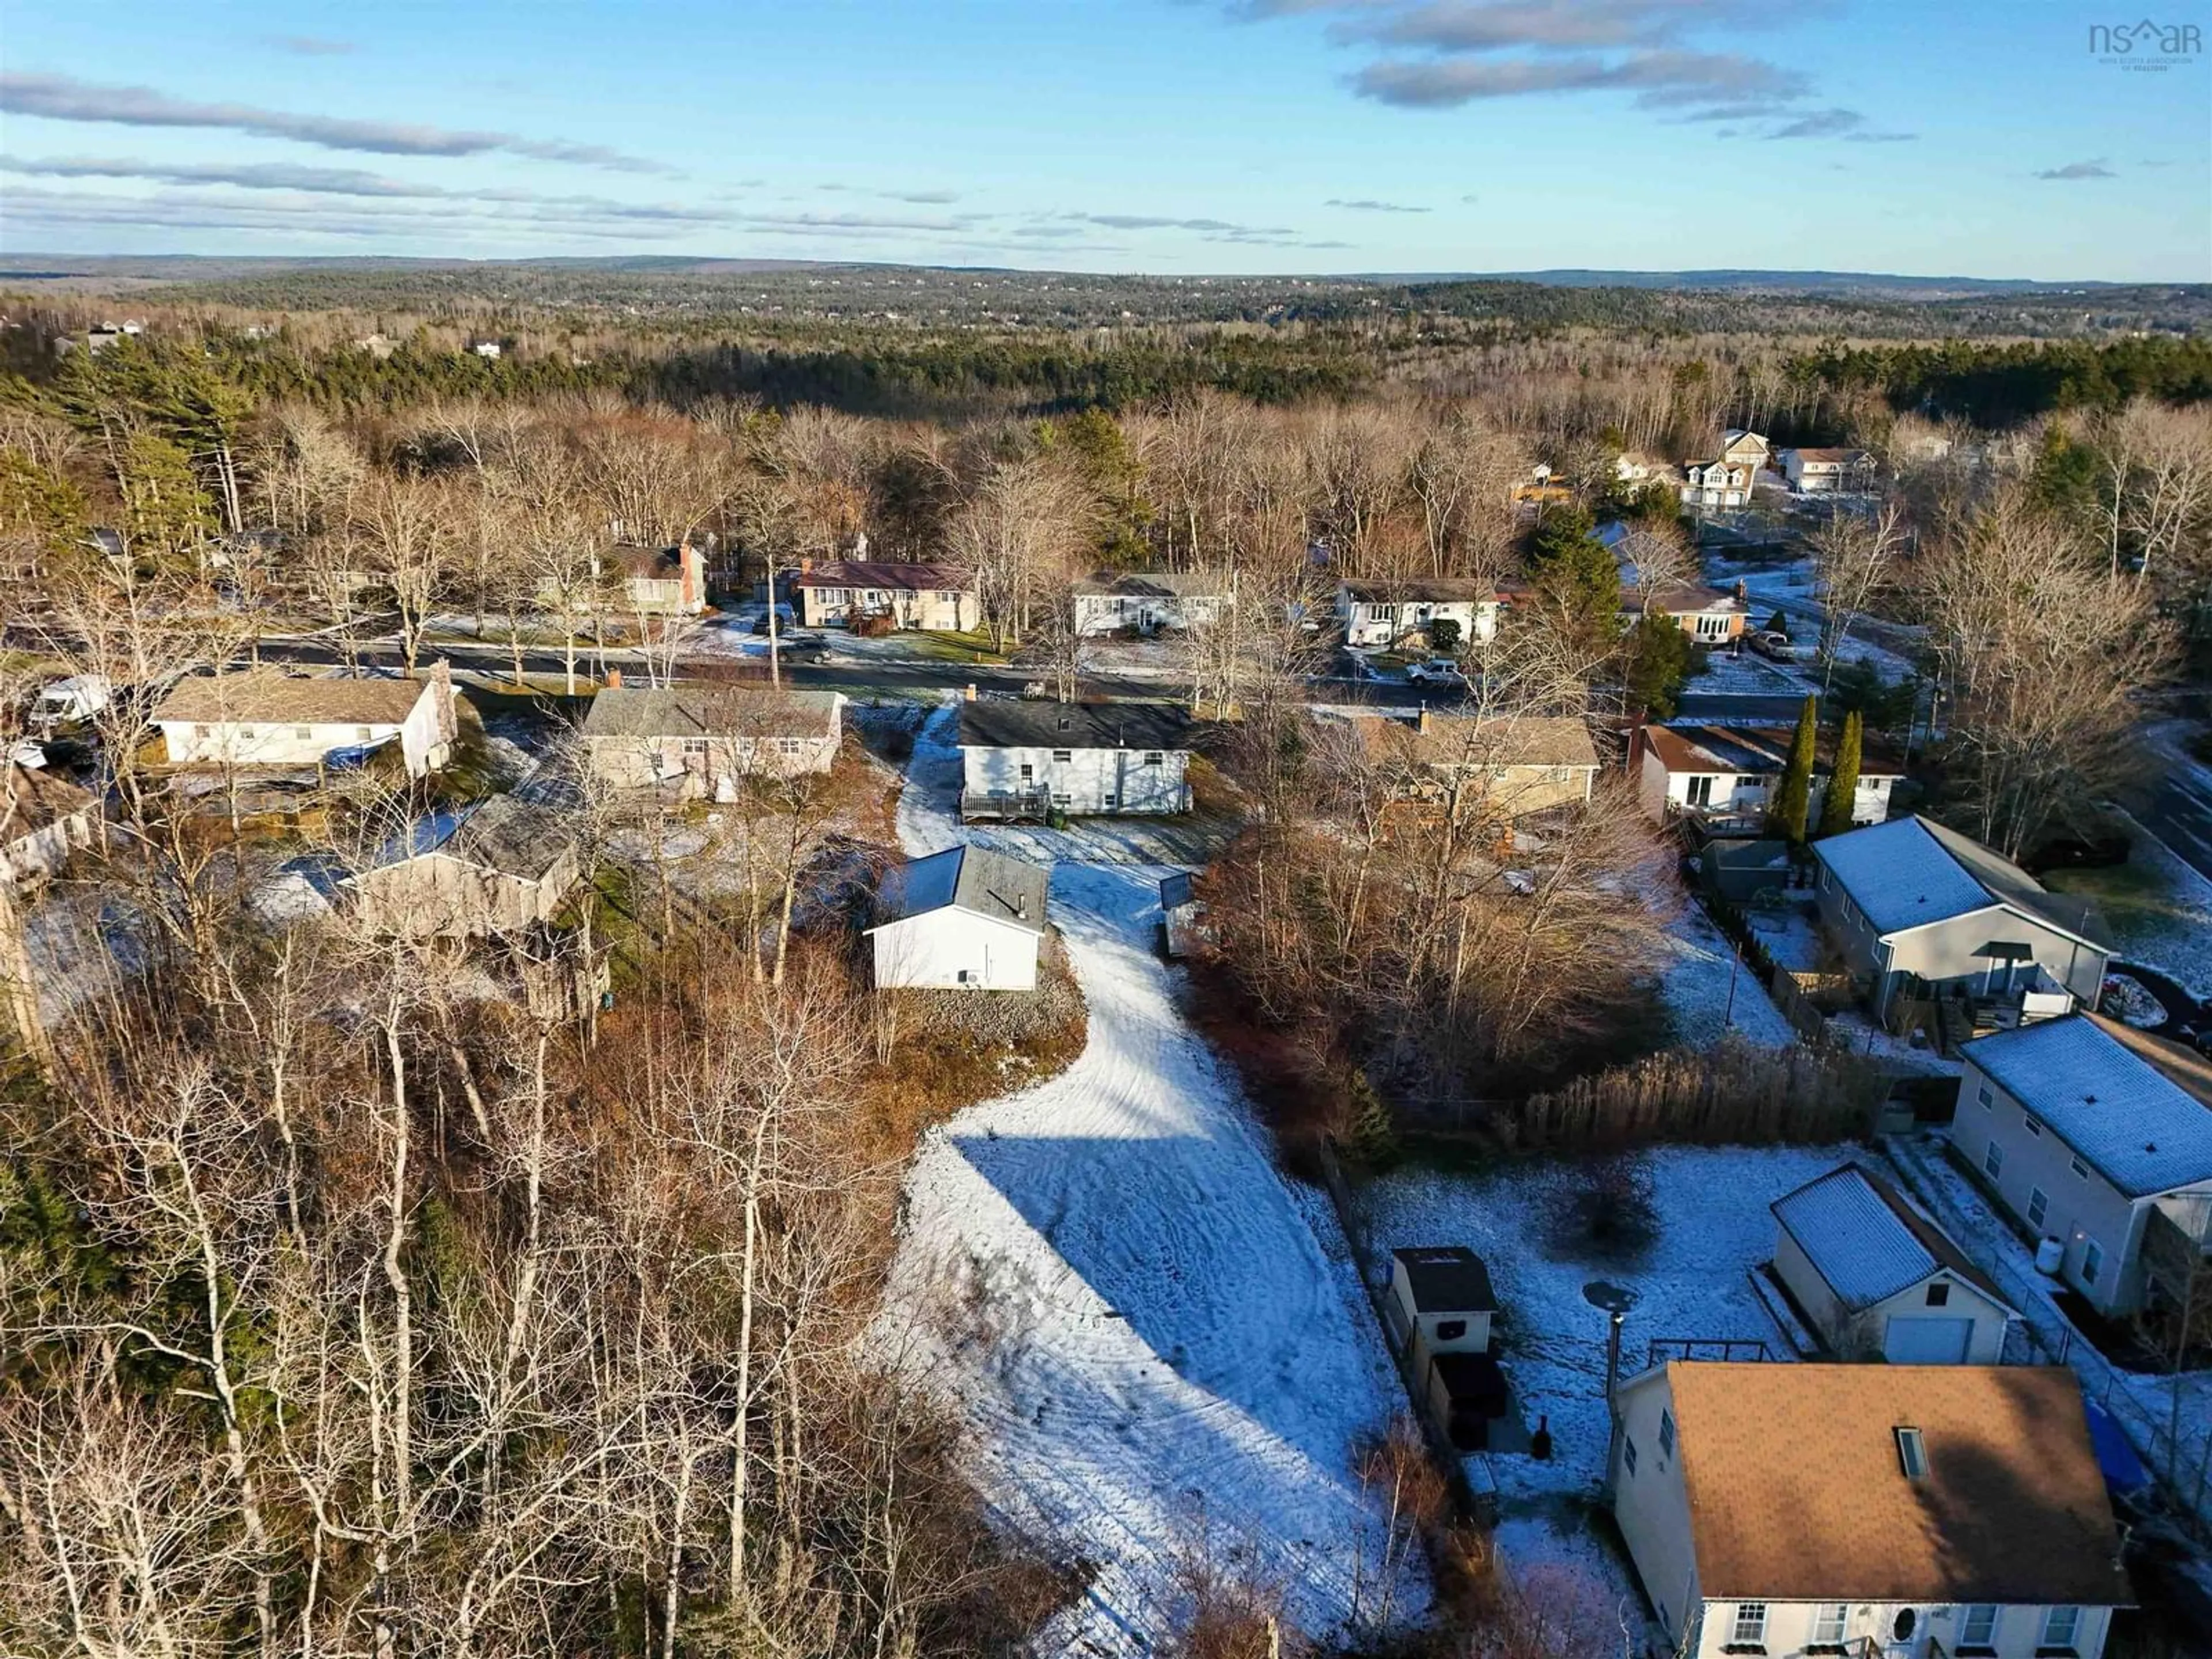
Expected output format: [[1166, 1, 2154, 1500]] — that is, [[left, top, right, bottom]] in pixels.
[[1895, 1426, 1927, 1479]]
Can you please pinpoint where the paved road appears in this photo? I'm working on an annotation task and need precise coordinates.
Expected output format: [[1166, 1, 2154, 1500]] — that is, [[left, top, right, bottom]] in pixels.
[[246, 632, 1448, 711], [2140, 753, 2212, 886]]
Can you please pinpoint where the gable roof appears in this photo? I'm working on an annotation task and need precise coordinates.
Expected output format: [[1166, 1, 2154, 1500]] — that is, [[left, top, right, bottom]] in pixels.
[[869, 844, 1048, 935], [790, 560, 968, 592], [958, 700, 1197, 752], [580, 685, 840, 742], [1811, 815, 2107, 946], [3, 764, 97, 840], [1342, 712, 1599, 772], [153, 669, 431, 729], [1661, 1361, 2129, 1604], [1770, 1162, 2010, 1312], [1963, 1014, 2212, 1198], [1641, 722, 1906, 781], [398, 794, 575, 882], [1071, 571, 1228, 600], [1623, 581, 1743, 619], [605, 543, 692, 581], [1789, 446, 1869, 464], [1339, 578, 1498, 605], [1393, 1246, 1497, 1313]]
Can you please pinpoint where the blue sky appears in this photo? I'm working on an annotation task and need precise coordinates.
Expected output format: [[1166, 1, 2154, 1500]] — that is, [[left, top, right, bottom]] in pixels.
[[2, 1, 2206, 279]]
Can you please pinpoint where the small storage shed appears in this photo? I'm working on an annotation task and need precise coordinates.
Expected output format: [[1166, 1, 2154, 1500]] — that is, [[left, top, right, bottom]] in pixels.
[[1386, 1246, 1495, 1358], [1770, 1162, 2014, 1363], [867, 844, 1050, 991]]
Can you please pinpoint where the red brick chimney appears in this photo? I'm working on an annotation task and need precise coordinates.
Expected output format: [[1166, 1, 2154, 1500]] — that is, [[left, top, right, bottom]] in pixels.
[[606, 668, 623, 690]]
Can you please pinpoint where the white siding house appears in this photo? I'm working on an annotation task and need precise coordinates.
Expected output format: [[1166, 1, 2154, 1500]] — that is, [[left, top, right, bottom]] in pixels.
[[1781, 446, 1873, 494], [1335, 580, 1499, 649], [152, 665, 459, 778], [1, 764, 97, 886], [1769, 1163, 2015, 1362], [958, 702, 1195, 820], [1951, 1014, 2212, 1319], [867, 844, 1050, 991], [1811, 816, 2111, 1023], [1070, 572, 1230, 635], [1611, 1362, 2130, 1659], [1635, 722, 1903, 832]]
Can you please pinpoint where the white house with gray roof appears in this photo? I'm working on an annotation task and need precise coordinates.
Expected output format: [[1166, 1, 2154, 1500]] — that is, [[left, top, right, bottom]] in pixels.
[[1952, 1014, 2212, 1319], [1769, 1162, 2014, 1362], [866, 843, 1050, 991], [958, 701, 1196, 820], [1811, 815, 2111, 1025], [1071, 571, 1230, 636]]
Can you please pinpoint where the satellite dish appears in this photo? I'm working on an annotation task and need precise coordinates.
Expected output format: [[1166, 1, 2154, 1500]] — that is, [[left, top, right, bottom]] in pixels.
[[1584, 1281, 1638, 1314]]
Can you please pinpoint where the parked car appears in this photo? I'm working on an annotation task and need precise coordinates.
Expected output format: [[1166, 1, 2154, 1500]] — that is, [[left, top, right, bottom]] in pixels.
[[1749, 630, 1810, 663], [1405, 657, 1467, 687], [1334, 647, 1379, 682], [780, 634, 830, 661], [749, 604, 798, 635]]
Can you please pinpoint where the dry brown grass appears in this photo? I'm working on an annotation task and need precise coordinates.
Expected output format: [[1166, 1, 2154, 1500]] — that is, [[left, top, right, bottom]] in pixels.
[[1503, 1036, 1882, 1153]]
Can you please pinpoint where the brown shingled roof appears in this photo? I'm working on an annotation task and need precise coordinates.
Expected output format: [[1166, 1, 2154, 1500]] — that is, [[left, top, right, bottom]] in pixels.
[[153, 670, 432, 728], [1661, 1362, 2130, 1604], [1343, 712, 1599, 771], [3, 763, 96, 839]]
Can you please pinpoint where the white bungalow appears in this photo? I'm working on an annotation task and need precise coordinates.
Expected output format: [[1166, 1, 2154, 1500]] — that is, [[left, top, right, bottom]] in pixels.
[[958, 701, 1195, 820], [151, 665, 459, 778], [1070, 572, 1230, 636]]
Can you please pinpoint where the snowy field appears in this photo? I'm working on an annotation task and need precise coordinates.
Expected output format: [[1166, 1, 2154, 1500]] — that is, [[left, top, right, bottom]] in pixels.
[[881, 702, 1422, 1652], [1655, 897, 1794, 1048], [1358, 1145, 1855, 1613]]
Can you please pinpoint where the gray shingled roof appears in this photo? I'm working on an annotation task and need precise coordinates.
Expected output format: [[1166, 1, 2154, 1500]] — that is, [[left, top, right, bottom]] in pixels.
[[1965, 1015, 2212, 1199], [1394, 1246, 1497, 1313], [580, 685, 840, 741], [958, 701, 1197, 753], [1071, 571, 1228, 599], [1771, 1162, 2009, 1312], [419, 794, 575, 881], [869, 844, 1048, 934]]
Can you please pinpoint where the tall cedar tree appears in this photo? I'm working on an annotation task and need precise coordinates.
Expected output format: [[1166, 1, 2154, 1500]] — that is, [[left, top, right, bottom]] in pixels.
[[1815, 709, 1864, 839], [1769, 695, 1819, 843], [1526, 504, 1621, 653]]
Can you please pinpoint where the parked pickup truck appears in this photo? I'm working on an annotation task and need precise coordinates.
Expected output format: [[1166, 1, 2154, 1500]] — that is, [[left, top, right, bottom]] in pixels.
[[1748, 630, 1812, 663]]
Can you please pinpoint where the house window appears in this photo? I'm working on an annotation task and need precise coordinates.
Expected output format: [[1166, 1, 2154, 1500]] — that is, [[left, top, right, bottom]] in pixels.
[[1435, 1319, 1467, 1340], [355, 726, 373, 741], [1052, 793, 1071, 806], [1687, 775, 1714, 807], [1103, 793, 1118, 810], [1621, 1435, 1637, 1476], [1960, 1605, 1999, 1650], [775, 737, 804, 757], [1983, 1142, 2005, 1180], [2023, 1113, 2043, 1137], [2081, 1239, 2104, 1287], [2071, 1156, 2090, 1180], [682, 738, 707, 759], [193, 723, 211, 738], [1978, 1084, 1993, 1109], [1894, 1425, 1927, 1478], [1926, 1282, 1950, 1308], [2028, 1187, 2050, 1229], [1020, 764, 1033, 782], [2042, 1607, 2081, 1652], [1658, 1409, 1676, 1459], [1143, 751, 1164, 766], [1052, 749, 1073, 763], [1812, 1605, 1849, 1645], [293, 725, 311, 739], [956, 968, 975, 985], [1729, 1604, 1766, 1646]]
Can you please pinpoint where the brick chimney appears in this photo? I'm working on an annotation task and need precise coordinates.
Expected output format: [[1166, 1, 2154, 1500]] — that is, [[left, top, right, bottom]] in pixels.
[[606, 668, 623, 690]]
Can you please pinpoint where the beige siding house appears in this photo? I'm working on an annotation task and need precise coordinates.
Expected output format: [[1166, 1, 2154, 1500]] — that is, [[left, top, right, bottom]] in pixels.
[[1335, 710, 1600, 823], [1679, 429, 1770, 510], [791, 561, 976, 631], [1811, 816, 2111, 1024], [580, 685, 843, 798], [1, 764, 98, 885], [350, 795, 582, 939], [1952, 1014, 2212, 1320], [1611, 1362, 2130, 1659], [1769, 1163, 2015, 1362], [1782, 446, 1874, 493], [152, 665, 459, 778]]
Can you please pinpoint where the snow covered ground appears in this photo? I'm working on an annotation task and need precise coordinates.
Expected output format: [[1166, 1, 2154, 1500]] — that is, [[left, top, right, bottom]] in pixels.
[[1358, 1145, 1855, 1615], [881, 702, 1421, 1652], [1656, 897, 1794, 1048], [2044, 808, 2212, 1002]]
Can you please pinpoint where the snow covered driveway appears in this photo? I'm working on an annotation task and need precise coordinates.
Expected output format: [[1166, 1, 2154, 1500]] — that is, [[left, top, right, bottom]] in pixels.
[[882, 705, 1417, 1652]]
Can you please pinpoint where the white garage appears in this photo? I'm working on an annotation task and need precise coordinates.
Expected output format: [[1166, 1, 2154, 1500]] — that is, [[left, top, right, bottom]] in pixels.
[[866, 843, 1051, 991], [1771, 1163, 2016, 1365]]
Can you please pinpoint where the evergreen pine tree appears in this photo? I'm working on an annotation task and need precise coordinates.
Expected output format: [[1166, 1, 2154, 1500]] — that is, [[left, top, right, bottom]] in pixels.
[[1769, 695, 1819, 843], [1815, 709, 1863, 839]]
